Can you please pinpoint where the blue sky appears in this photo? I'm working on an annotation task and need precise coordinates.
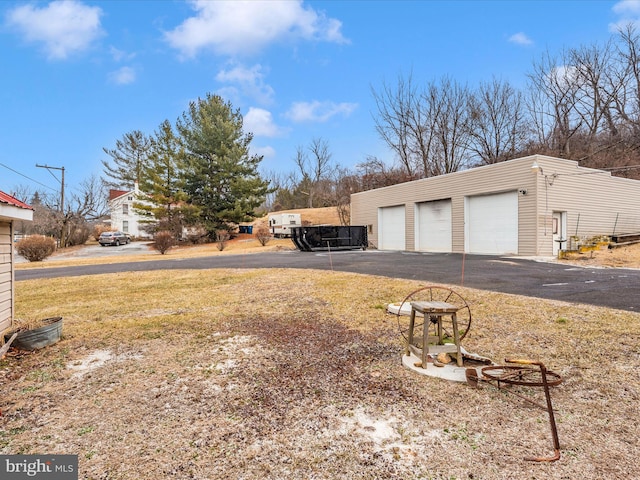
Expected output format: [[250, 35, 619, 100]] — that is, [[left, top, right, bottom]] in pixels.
[[0, 0, 634, 198]]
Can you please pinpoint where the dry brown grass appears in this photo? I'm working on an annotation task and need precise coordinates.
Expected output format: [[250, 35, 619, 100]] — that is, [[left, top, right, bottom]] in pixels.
[[560, 243, 640, 268], [6, 208, 640, 478], [2, 269, 639, 479]]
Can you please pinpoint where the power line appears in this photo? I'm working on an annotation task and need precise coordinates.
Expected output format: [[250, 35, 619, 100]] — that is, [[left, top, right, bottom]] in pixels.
[[1, 161, 90, 200], [0, 161, 58, 192], [35, 164, 65, 215]]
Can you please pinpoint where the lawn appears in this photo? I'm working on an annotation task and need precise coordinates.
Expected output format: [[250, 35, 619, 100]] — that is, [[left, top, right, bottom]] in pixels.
[[2, 266, 639, 479]]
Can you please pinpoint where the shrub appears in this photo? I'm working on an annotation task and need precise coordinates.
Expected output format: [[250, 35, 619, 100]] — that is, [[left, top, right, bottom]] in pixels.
[[67, 223, 91, 246], [255, 226, 272, 246], [184, 233, 207, 245], [153, 231, 175, 255], [216, 230, 230, 251], [93, 225, 113, 241], [16, 235, 56, 262], [183, 225, 208, 245]]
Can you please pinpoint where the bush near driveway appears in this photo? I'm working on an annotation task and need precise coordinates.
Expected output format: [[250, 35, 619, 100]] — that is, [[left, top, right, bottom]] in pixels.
[[15, 235, 56, 262], [215, 230, 230, 251], [92, 225, 112, 241], [153, 231, 175, 255], [255, 226, 272, 246]]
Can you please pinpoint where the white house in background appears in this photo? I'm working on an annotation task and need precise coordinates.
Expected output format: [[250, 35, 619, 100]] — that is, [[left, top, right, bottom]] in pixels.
[[108, 183, 153, 239], [0, 190, 33, 335]]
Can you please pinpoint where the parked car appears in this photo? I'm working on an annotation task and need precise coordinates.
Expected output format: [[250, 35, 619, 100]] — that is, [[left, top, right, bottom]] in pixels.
[[98, 231, 131, 246]]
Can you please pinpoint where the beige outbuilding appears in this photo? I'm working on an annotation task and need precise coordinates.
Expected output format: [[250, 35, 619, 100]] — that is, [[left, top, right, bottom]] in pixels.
[[0, 191, 33, 336], [350, 155, 640, 256]]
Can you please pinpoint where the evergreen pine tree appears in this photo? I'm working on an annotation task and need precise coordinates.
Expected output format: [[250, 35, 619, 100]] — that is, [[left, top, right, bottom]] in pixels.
[[177, 93, 271, 237], [136, 120, 197, 238], [102, 130, 151, 189]]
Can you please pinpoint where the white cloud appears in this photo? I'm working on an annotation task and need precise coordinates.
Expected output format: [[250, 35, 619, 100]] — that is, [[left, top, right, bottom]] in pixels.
[[216, 64, 275, 105], [109, 46, 136, 62], [108, 66, 136, 85], [217, 63, 264, 83], [610, 0, 640, 31], [284, 100, 357, 123], [5, 0, 103, 60], [164, 0, 348, 58], [244, 107, 286, 137], [508, 32, 533, 46], [216, 86, 241, 103], [250, 145, 276, 159], [613, 0, 640, 15], [547, 65, 579, 89]]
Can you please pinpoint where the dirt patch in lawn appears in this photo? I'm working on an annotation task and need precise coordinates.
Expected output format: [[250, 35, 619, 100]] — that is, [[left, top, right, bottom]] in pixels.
[[2, 269, 639, 479]]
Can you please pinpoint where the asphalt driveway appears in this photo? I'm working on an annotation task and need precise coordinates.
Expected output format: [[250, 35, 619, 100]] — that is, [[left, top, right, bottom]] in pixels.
[[15, 250, 640, 312]]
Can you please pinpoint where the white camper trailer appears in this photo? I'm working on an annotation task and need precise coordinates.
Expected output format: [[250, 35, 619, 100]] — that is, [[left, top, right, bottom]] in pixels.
[[268, 213, 302, 238]]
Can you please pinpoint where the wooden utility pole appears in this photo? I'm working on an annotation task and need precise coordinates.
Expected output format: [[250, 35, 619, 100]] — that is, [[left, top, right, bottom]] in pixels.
[[36, 164, 65, 246]]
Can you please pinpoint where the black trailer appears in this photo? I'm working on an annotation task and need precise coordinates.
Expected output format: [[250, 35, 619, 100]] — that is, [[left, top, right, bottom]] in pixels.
[[291, 225, 368, 252]]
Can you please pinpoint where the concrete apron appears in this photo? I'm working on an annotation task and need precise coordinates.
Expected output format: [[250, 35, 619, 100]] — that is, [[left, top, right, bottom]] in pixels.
[[401, 345, 493, 383]]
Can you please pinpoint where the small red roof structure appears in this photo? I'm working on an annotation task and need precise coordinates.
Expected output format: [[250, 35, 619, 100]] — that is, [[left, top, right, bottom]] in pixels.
[[0, 190, 33, 222], [0, 190, 33, 211], [109, 189, 129, 201]]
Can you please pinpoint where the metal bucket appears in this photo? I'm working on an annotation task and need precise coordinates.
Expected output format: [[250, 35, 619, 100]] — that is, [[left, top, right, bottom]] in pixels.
[[6, 317, 63, 350]]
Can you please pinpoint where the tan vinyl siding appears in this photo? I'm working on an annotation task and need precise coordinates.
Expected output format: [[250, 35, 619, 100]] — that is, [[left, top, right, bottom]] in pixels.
[[0, 289, 10, 303], [351, 154, 640, 256], [352, 156, 539, 253], [518, 191, 538, 255], [0, 221, 12, 333], [531, 158, 640, 255], [451, 197, 465, 253], [405, 204, 414, 250]]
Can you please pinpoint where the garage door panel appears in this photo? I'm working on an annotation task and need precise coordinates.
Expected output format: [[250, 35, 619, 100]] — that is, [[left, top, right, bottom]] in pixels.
[[416, 200, 452, 252], [379, 206, 405, 250], [468, 191, 518, 254]]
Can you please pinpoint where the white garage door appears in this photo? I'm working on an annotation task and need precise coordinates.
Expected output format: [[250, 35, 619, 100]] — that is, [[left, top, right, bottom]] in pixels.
[[416, 199, 452, 252], [378, 205, 405, 250], [467, 191, 518, 254]]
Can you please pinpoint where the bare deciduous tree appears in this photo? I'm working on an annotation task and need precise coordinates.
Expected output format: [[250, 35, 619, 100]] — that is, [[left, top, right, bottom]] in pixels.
[[527, 50, 584, 157], [613, 24, 640, 133], [372, 74, 473, 178], [355, 156, 413, 190], [10, 177, 107, 247], [372, 74, 421, 177], [60, 174, 109, 247], [293, 137, 335, 208], [569, 42, 615, 146], [331, 166, 360, 226], [261, 169, 288, 211], [468, 77, 529, 165], [427, 77, 474, 175]]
